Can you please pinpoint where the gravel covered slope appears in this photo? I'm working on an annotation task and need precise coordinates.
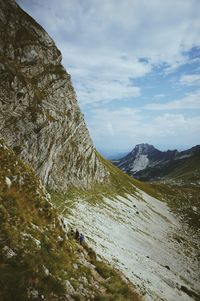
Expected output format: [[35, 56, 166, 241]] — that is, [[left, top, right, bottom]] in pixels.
[[67, 191, 200, 301]]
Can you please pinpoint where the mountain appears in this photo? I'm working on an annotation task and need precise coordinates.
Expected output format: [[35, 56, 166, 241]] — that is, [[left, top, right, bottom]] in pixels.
[[1, 1, 200, 301], [0, 0, 108, 192], [113, 143, 200, 183]]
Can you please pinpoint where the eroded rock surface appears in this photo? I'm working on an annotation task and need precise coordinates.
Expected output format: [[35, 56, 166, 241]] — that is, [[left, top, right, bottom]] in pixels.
[[0, 0, 108, 191]]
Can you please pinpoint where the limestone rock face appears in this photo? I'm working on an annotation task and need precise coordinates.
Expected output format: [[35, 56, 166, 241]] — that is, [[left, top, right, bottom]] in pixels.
[[0, 0, 108, 191]]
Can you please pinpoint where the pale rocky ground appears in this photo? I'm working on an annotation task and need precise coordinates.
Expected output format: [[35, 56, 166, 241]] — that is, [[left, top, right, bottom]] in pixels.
[[67, 190, 200, 301]]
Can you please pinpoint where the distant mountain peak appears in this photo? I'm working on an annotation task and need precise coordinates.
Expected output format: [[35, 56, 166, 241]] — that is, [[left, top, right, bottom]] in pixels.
[[135, 143, 154, 148], [133, 143, 156, 154], [114, 143, 200, 182]]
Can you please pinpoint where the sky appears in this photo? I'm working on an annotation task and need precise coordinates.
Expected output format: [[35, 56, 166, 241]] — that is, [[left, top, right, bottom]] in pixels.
[[17, 0, 200, 156]]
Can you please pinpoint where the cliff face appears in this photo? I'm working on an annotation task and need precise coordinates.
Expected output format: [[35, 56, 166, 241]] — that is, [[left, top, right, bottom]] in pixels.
[[0, 0, 108, 191]]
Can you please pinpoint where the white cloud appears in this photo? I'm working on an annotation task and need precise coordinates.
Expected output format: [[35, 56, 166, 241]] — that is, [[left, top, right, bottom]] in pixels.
[[61, 47, 146, 104], [88, 107, 141, 138], [144, 90, 200, 110], [75, 78, 141, 105], [88, 108, 200, 151], [17, 0, 200, 106], [180, 74, 200, 85], [154, 94, 165, 98]]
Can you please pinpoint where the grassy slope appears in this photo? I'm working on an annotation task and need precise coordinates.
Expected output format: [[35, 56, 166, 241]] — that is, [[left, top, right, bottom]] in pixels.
[[144, 152, 200, 233], [51, 151, 159, 212], [0, 141, 70, 300], [166, 151, 200, 184], [149, 182, 200, 231], [0, 140, 142, 301]]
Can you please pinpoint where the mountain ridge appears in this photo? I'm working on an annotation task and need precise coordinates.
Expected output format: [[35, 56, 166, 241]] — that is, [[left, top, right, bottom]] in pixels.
[[113, 143, 200, 182]]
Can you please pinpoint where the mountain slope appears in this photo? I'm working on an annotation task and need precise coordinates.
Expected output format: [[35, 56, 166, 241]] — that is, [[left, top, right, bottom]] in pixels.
[[165, 149, 200, 184], [0, 0, 108, 192], [0, 139, 71, 300], [112, 143, 200, 233], [51, 155, 200, 301], [0, 139, 142, 301], [58, 174, 200, 301], [114, 143, 200, 183]]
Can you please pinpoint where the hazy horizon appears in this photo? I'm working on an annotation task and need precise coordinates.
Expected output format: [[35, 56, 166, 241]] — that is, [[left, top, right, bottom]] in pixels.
[[98, 142, 200, 159]]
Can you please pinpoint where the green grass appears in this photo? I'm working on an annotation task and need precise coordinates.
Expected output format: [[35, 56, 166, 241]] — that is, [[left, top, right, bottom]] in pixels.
[[167, 150, 200, 184], [90, 257, 141, 301], [0, 140, 79, 300], [150, 181, 200, 231]]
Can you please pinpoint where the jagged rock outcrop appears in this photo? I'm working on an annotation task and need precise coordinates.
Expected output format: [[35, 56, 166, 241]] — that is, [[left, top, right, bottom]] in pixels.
[[0, 0, 108, 191]]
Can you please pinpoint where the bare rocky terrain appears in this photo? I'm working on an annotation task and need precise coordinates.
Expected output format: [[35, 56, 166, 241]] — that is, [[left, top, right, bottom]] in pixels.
[[67, 191, 200, 301]]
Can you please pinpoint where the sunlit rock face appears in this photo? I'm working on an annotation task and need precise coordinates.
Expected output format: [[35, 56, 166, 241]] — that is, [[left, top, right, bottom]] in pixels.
[[0, 0, 108, 191]]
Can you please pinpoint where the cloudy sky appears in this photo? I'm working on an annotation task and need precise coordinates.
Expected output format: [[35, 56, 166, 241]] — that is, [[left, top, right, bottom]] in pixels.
[[17, 0, 200, 156]]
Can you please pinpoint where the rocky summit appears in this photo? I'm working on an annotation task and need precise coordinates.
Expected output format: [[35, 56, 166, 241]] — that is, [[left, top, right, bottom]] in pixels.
[[0, 0, 108, 192]]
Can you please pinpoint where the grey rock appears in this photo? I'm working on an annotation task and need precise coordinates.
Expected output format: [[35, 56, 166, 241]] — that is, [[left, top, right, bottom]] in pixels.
[[0, 0, 109, 192], [3, 246, 16, 258], [65, 280, 75, 295], [27, 288, 39, 299]]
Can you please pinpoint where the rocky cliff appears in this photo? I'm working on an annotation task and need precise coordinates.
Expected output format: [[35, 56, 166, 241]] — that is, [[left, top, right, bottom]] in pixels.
[[0, 0, 108, 192]]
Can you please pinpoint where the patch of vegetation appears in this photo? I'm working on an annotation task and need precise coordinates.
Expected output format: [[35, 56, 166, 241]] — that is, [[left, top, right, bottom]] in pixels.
[[95, 261, 116, 279], [0, 140, 78, 300], [92, 260, 141, 301], [150, 181, 200, 231], [166, 150, 200, 185]]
